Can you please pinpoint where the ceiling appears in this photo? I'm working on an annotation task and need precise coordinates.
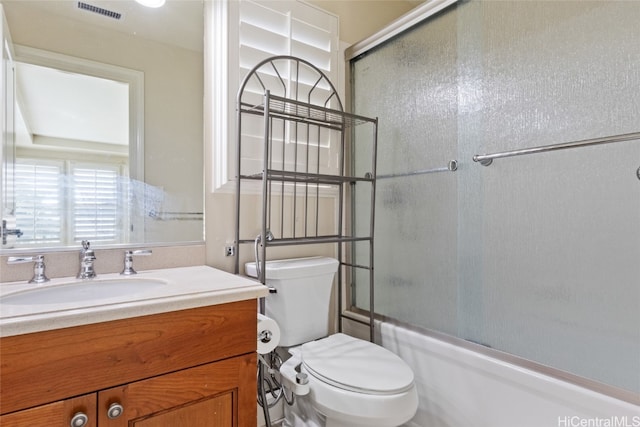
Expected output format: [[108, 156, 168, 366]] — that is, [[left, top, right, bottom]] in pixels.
[[7, 0, 204, 52], [16, 61, 129, 149]]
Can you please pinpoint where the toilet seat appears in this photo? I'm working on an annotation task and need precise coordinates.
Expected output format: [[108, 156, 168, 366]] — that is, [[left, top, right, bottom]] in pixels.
[[281, 333, 418, 427], [301, 333, 415, 395]]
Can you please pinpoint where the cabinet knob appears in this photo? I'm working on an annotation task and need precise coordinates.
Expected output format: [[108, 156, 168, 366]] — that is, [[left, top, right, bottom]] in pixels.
[[107, 402, 124, 419], [70, 412, 89, 427]]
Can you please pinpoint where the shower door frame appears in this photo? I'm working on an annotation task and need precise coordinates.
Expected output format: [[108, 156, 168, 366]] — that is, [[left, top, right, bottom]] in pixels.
[[342, 0, 639, 406]]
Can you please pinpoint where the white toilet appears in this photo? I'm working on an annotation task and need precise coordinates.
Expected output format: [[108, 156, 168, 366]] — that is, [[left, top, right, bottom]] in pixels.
[[247, 257, 418, 427]]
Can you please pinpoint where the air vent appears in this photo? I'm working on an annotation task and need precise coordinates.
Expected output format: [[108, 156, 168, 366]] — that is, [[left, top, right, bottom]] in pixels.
[[77, 2, 122, 20]]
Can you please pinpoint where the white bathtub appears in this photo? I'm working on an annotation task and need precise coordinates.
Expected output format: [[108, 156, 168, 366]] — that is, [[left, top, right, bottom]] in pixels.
[[374, 321, 639, 427]]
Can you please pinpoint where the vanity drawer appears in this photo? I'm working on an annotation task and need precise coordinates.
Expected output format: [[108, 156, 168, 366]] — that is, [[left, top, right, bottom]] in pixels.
[[0, 299, 256, 415]]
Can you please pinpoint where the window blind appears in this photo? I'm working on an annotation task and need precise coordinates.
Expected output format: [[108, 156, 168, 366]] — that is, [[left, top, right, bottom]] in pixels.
[[238, 0, 337, 104], [236, 1, 339, 169], [14, 161, 63, 245], [208, 0, 340, 191], [13, 159, 125, 247], [71, 164, 121, 244]]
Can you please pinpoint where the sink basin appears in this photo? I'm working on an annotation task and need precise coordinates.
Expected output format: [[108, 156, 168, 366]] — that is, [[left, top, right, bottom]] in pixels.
[[0, 278, 167, 305]]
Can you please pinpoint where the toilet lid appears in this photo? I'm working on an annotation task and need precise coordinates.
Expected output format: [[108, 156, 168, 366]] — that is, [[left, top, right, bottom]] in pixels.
[[301, 333, 414, 395]]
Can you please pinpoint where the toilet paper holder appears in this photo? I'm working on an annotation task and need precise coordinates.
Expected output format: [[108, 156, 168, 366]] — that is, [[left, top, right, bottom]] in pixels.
[[259, 329, 273, 343]]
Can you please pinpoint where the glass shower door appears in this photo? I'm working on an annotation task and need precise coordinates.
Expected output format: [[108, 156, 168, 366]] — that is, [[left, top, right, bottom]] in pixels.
[[350, 0, 640, 395]]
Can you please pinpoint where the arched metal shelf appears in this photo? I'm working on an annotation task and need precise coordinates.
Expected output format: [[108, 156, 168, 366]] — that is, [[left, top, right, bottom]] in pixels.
[[233, 56, 378, 341]]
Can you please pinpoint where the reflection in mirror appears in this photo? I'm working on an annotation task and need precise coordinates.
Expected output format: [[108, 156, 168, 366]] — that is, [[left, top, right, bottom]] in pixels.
[[10, 45, 143, 248], [0, 0, 204, 251]]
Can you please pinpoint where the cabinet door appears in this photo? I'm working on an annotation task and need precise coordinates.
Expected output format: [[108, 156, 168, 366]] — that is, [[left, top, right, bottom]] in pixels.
[[98, 353, 256, 427], [0, 393, 96, 427], [128, 392, 232, 427]]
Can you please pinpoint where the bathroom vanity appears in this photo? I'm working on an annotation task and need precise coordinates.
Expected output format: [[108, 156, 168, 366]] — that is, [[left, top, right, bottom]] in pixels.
[[0, 266, 267, 427]]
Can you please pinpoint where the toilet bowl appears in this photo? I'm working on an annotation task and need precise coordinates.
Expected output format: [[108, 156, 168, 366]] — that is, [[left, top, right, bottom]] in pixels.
[[246, 257, 418, 426], [280, 333, 418, 427]]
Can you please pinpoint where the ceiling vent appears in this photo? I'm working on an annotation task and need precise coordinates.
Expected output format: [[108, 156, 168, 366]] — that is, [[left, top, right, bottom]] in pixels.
[[77, 2, 122, 20]]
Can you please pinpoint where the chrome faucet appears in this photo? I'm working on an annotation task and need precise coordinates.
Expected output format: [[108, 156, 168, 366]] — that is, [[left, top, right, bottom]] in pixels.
[[77, 240, 97, 279], [7, 254, 50, 284], [121, 249, 152, 275]]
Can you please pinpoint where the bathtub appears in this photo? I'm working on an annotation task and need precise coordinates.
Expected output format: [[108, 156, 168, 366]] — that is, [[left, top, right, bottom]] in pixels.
[[373, 321, 640, 427]]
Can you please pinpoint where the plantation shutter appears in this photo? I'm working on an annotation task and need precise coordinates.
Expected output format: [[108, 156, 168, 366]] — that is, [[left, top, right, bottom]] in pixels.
[[210, 0, 340, 191], [234, 1, 340, 178], [238, 0, 338, 96], [14, 160, 63, 246], [71, 164, 121, 244], [13, 159, 125, 247]]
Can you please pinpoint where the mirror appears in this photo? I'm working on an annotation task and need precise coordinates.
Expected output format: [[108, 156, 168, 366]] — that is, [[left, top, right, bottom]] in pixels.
[[0, 0, 204, 251]]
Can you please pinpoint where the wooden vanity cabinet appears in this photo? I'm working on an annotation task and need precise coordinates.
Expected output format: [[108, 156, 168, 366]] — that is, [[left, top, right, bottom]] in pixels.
[[0, 300, 258, 427], [0, 394, 97, 427]]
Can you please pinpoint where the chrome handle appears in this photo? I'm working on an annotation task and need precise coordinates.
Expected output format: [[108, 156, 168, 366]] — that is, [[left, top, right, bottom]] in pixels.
[[107, 402, 124, 419], [130, 249, 152, 256], [70, 412, 89, 427], [7, 255, 42, 264], [121, 249, 152, 275], [7, 254, 50, 284]]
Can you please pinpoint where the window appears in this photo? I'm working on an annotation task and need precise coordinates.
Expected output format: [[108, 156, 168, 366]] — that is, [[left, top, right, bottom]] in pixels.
[[71, 163, 124, 244], [207, 0, 340, 192], [14, 161, 63, 245], [15, 158, 127, 247], [237, 0, 337, 80]]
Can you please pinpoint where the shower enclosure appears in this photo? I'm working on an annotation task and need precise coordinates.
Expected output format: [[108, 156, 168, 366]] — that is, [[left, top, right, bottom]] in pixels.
[[349, 0, 640, 400]]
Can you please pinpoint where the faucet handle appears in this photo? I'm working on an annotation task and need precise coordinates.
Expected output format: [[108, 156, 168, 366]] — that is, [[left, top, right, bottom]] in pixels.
[[7, 254, 50, 284], [121, 249, 152, 275], [80, 240, 95, 258]]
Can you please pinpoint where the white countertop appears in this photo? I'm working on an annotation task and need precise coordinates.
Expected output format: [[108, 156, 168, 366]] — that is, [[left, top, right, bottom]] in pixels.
[[0, 265, 268, 337]]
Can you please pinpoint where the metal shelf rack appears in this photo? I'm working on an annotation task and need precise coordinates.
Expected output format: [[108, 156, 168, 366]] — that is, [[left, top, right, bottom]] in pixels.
[[233, 56, 378, 341]]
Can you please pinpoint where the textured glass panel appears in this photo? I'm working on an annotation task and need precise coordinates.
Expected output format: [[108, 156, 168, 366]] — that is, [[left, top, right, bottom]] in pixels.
[[352, 6, 459, 335], [472, 0, 640, 393], [351, 0, 640, 393]]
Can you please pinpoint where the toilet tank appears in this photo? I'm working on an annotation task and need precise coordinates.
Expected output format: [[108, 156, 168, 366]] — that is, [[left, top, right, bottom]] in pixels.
[[246, 257, 339, 347]]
